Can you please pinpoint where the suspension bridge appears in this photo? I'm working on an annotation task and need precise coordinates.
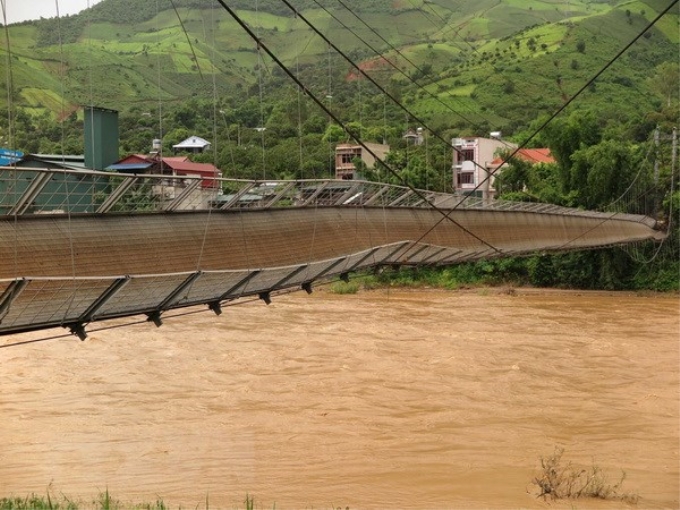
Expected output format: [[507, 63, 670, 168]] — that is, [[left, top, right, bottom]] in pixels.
[[0, 166, 665, 339]]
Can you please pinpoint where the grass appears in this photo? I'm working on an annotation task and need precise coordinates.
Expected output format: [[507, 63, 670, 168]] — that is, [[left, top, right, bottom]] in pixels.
[[531, 447, 639, 504], [0, 491, 276, 510], [0, 490, 166, 510], [329, 280, 361, 294]]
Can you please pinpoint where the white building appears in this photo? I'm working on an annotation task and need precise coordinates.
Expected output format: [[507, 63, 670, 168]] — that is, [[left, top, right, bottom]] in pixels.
[[452, 136, 516, 201], [172, 136, 212, 154]]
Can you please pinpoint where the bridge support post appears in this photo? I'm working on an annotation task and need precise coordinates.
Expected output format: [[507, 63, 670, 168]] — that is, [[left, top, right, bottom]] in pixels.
[[208, 301, 223, 315], [147, 311, 163, 327], [68, 323, 88, 341]]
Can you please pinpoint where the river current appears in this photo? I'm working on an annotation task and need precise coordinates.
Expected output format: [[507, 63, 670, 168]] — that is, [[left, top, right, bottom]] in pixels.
[[1, 289, 678, 509]]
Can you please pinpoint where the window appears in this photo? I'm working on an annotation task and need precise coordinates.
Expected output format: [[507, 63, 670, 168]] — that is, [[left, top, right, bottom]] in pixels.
[[460, 149, 475, 162], [458, 172, 474, 186], [341, 153, 358, 164]]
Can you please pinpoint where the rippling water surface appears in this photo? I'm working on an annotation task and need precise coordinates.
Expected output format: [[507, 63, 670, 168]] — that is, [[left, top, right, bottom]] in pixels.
[[1, 289, 678, 509]]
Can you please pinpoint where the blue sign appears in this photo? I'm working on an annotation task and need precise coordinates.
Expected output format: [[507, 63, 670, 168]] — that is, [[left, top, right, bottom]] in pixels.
[[0, 148, 24, 166]]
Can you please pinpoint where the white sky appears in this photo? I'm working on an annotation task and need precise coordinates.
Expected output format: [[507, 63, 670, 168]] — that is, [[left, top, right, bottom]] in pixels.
[[3, 0, 104, 24]]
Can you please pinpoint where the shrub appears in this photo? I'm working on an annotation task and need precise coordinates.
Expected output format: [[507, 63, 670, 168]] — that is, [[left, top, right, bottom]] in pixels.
[[329, 280, 360, 294], [531, 447, 638, 503]]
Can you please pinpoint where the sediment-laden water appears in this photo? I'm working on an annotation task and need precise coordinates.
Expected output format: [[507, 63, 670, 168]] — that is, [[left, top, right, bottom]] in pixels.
[[1, 289, 678, 509]]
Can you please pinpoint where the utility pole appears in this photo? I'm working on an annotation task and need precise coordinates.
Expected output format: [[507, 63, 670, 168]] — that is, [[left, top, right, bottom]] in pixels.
[[653, 126, 660, 218], [672, 127, 677, 183]]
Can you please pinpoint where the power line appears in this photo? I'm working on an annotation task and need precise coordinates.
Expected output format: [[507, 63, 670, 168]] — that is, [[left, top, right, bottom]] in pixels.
[[332, 0, 572, 134], [213, 0, 503, 255], [273, 0, 540, 221], [274, 0, 498, 190], [312, 0, 509, 147], [405, 0, 680, 247], [332, 0, 421, 71], [169, 0, 205, 83], [406, 0, 448, 29], [216, 0, 677, 256]]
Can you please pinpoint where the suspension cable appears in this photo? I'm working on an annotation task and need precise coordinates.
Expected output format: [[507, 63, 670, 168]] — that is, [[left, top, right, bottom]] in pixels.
[[276, 0, 496, 190], [319, 0, 504, 141], [403, 0, 680, 248], [213, 0, 502, 254], [1, 0, 13, 148]]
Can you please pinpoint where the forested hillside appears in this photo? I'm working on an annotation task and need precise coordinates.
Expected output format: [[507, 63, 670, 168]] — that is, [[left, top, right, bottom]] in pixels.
[[0, 0, 678, 290]]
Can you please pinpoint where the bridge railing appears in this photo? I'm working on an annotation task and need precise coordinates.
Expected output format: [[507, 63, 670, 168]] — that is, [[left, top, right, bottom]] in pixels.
[[0, 166, 469, 214], [0, 166, 657, 227]]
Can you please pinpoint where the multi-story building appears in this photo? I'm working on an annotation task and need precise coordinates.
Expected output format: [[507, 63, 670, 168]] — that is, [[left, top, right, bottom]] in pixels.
[[452, 135, 555, 201], [452, 135, 513, 201], [335, 142, 390, 180]]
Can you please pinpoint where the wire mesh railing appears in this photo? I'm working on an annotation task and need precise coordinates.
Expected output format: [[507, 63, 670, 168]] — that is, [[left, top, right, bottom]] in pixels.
[[0, 166, 659, 227]]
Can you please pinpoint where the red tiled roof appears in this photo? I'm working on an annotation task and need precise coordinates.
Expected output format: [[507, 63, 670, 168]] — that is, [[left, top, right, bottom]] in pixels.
[[161, 159, 220, 188], [161, 159, 217, 173], [490, 148, 555, 166], [118, 154, 149, 164], [114, 154, 220, 188], [119, 154, 190, 164], [517, 148, 554, 164]]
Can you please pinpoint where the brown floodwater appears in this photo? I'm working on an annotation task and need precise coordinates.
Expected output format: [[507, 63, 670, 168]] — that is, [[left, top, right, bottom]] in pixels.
[[1, 288, 678, 509]]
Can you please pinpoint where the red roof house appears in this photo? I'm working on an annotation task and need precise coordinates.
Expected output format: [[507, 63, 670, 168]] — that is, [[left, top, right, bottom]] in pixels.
[[109, 154, 220, 189], [489, 148, 555, 168]]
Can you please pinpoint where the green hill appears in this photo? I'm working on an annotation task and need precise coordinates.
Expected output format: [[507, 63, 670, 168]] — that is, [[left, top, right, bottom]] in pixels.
[[0, 0, 677, 138]]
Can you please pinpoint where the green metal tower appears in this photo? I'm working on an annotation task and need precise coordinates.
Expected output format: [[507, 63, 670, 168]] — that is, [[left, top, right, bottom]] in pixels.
[[84, 106, 119, 170]]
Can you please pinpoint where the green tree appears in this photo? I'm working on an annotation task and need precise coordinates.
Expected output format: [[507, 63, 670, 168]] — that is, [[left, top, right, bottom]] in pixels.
[[569, 139, 645, 209], [648, 62, 680, 108], [322, 124, 345, 144], [495, 153, 531, 194], [539, 110, 602, 195]]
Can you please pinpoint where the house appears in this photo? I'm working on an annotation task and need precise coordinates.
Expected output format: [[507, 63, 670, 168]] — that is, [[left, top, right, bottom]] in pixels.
[[172, 136, 212, 154], [110, 154, 220, 186], [403, 128, 424, 146], [452, 135, 555, 201], [452, 136, 513, 201], [487, 148, 555, 168], [486, 148, 556, 198], [0, 107, 223, 213], [334, 142, 390, 180], [107, 154, 221, 210]]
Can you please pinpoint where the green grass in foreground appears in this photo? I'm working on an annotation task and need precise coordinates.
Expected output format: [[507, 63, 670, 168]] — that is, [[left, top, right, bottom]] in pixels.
[[0, 491, 160, 510], [0, 492, 309, 510], [0, 490, 226, 510]]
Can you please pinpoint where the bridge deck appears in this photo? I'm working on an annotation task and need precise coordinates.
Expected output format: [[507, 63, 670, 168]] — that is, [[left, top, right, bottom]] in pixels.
[[0, 168, 665, 337]]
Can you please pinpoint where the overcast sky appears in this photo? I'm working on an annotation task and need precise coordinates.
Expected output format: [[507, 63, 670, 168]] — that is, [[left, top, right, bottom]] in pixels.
[[4, 0, 104, 24]]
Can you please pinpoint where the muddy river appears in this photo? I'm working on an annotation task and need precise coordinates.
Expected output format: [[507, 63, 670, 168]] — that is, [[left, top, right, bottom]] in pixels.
[[1, 289, 678, 509]]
